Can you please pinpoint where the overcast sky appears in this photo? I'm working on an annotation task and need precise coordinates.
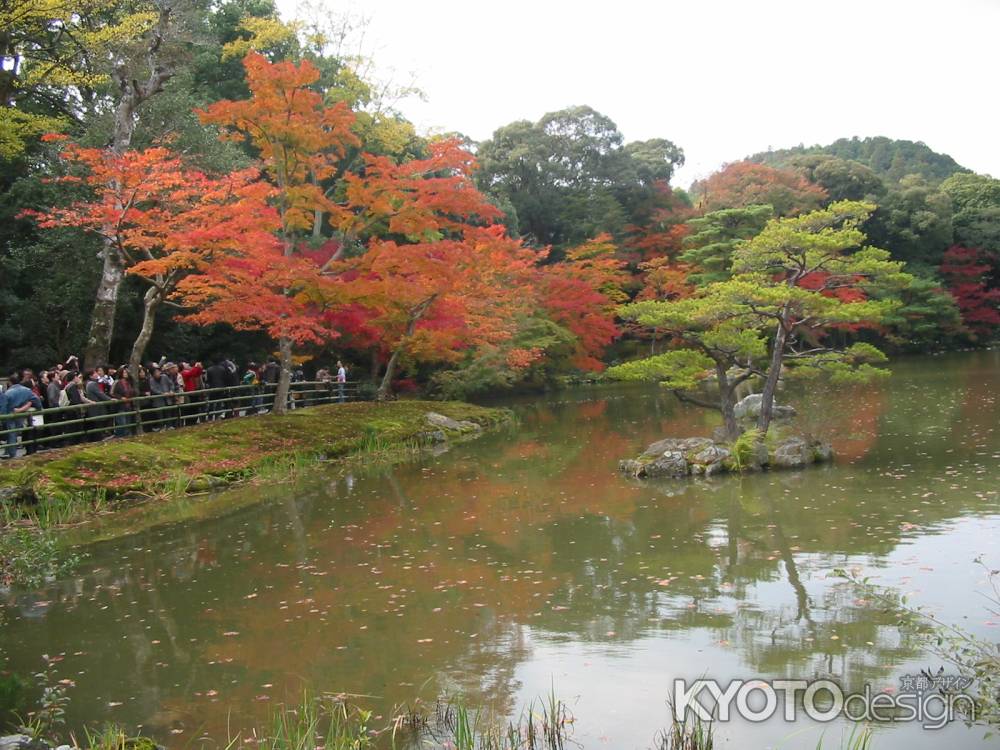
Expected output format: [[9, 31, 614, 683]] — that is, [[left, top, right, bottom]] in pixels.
[[278, 0, 999, 187]]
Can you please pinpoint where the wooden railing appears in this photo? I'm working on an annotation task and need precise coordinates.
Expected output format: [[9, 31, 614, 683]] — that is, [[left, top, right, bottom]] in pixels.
[[1, 380, 361, 459]]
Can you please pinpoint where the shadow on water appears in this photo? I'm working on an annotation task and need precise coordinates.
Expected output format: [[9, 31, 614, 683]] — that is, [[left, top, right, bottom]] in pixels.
[[1, 350, 998, 748]]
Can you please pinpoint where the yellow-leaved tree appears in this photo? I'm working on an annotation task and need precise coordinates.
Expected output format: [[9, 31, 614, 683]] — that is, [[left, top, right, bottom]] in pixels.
[[0, 0, 159, 158]]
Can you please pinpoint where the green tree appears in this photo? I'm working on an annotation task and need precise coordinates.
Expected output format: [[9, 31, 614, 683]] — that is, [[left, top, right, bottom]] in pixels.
[[0, 0, 164, 159], [476, 106, 684, 250], [866, 175, 953, 271], [788, 155, 886, 202], [609, 202, 912, 439], [940, 172, 1000, 252], [679, 204, 773, 285], [607, 293, 768, 439], [752, 136, 968, 185], [883, 275, 963, 350]]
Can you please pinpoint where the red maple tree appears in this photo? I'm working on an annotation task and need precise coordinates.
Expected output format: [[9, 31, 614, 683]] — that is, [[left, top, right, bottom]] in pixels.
[[939, 246, 1000, 337], [25, 138, 279, 372], [537, 234, 629, 371]]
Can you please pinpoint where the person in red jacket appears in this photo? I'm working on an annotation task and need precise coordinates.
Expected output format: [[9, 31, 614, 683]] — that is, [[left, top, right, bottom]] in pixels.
[[180, 361, 204, 425]]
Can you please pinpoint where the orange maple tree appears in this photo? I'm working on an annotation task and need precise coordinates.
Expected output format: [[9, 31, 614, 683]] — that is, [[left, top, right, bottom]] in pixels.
[[179, 52, 360, 412], [180, 53, 532, 404], [692, 161, 828, 216], [327, 207, 537, 397], [168, 53, 633, 396], [25, 138, 279, 373]]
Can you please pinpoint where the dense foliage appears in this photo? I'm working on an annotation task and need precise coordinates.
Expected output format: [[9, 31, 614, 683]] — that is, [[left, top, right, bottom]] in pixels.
[[608, 202, 910, 437], [1, 1, 997, 404], [751, 136, 969, 185]]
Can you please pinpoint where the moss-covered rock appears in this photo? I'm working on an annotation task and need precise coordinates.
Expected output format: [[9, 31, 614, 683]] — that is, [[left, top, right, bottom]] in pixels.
[[621, 431, 832, 479]]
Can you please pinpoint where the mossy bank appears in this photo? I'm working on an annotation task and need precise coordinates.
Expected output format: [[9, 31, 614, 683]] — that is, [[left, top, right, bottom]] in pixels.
[[0, 400, 513, 531]]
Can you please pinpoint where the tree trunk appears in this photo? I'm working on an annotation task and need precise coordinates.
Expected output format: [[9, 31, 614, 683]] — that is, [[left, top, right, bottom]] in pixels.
[[757, 316, 790, 435], [715, 362, 740, 441], [273, 337, 293, 415], [85, 101, 138, 369], [0, 32, 16, 107], [376, 348, 401, 401], [375, 298, 434, 400], [129, 285, 161, 375], [83, 6, 174, 368], [311, 171, 324, 240], [84, 254, 124, 368]]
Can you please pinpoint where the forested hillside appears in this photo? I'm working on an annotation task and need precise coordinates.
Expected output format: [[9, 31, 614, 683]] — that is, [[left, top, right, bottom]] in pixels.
[[750, 135, 969, 184]]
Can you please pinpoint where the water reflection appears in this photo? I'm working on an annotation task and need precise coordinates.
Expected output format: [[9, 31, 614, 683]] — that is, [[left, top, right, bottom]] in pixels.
[[2, 351, 998, 748]]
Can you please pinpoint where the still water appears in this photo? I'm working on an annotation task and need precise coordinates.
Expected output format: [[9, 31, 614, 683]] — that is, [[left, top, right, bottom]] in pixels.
[[2, 351, 998, 748]]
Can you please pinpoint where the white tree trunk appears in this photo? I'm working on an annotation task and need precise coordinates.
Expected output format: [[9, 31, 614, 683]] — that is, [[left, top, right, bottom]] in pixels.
[[83, 6, 175, 368]]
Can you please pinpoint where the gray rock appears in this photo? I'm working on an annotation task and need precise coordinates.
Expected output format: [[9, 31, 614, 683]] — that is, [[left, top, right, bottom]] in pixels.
[[703, 460, 727, 477], [425, 412, 482, 433], [622, 430, 831, 479], [691, 444, 731, 466], [733, 394, 796, 421], [752, 440, 770, 468], [619, 459, 644, 477], [770, 436, 813, 468], [732, 394, 762, 419], [0, 486, 37, 505], [0, 735, 50, 750], [689, 444, 732, 478], [641, 451, 690, 479], [640, 436, 713, 458], [812, 440, 834, 463], [620, 449, 690, 479]]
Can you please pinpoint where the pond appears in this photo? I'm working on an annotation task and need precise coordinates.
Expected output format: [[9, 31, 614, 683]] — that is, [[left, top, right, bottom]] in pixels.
[[2, 351, 998, 748]]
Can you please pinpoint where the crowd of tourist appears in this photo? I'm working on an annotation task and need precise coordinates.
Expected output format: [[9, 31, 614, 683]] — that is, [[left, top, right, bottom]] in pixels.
[[1, 355, 349, 458]]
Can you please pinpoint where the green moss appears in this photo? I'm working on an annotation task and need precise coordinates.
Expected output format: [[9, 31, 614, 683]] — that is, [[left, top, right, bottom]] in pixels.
[[0, 400, 512, 530]]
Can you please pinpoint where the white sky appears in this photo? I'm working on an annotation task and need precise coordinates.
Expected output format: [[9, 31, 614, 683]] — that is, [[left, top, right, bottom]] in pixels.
[[278, 0, 1000, 187]]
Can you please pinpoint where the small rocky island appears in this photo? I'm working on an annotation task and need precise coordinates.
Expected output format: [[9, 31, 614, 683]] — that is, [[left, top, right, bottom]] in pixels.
[[620, 394, 832, 479]]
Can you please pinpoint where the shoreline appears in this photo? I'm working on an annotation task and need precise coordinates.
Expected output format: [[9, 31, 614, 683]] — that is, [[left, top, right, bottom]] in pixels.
[[0, 400, 513, 535]]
